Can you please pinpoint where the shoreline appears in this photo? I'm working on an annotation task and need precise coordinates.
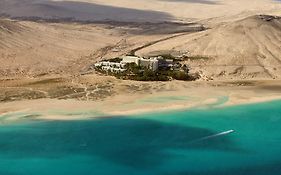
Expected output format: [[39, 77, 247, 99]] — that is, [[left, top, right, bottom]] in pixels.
[[1, 79, 281, 122], [1, 96, 281, 122]]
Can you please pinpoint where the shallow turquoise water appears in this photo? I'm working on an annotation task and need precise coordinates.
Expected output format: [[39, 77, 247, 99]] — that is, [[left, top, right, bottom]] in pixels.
[[0, 100, 281, 175]]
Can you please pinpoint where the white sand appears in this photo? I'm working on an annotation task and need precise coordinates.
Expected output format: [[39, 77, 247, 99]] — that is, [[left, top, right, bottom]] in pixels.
[[1, 80, 281, 121]]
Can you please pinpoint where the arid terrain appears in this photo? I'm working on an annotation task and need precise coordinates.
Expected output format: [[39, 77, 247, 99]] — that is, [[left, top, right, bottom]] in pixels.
[[1, 0, 281, 117], [136, 15, 281, 80]]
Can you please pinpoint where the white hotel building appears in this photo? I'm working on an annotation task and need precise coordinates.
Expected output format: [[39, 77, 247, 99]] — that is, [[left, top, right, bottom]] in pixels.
[[95, 56, 163, 73]]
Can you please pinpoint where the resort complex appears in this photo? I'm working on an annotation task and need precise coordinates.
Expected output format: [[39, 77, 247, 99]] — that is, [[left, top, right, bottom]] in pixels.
[[93, 55, 193, 81], [94, 56, 174, 72]]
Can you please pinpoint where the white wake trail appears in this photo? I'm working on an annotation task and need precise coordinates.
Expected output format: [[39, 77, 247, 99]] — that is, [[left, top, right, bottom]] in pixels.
[[190, 130, 235, 143]]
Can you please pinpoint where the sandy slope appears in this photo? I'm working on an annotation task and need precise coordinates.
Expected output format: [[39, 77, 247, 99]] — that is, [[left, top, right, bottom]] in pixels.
[[78, 0, 281, 22], [1, 0, 281, 23], [0, 18, 124, 76], [1, 14, 281, 80], [0, 0, 281, 80], [0, 0, 174, 22], [0, 17, 205, 77], [136, 15, 281, 80]]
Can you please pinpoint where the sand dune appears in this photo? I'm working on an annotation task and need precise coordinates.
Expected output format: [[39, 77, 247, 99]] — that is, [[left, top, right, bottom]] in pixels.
[[136, 15, 281, 80], [79, 0, 281, 22], [1, 15, 281, 79], [1, 0, 281, 80], [0, 0, 173, 22], [0, 17, 205, 77], [0, 18, 123, 76], [1, 0, 281, 23]]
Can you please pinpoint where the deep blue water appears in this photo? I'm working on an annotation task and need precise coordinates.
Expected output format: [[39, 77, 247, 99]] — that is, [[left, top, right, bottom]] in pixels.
[[0, 100, 281, 175]]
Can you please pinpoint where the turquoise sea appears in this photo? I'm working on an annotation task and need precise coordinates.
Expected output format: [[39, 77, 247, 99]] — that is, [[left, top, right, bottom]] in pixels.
[[0, 100, 281, 175]]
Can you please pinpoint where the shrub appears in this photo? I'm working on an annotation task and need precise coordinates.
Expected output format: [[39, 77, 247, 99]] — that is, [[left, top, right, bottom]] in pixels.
[[104, 57, 122, 63]]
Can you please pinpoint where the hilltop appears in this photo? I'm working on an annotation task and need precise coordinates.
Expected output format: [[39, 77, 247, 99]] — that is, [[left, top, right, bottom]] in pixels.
[[136, 15, 281, 80]]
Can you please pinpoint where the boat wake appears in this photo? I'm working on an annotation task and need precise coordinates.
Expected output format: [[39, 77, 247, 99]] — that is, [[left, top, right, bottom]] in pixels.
[[190, 130, 235, 143]]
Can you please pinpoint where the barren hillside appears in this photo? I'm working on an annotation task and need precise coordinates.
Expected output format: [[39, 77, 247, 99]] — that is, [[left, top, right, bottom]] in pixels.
[[77, 0, 281, 23], [0, 0, 173, 22], [1, 0, 281, 81], [0, 18, 125, 76], [136, 15, 281, 80], [0, 17, 205, 77], [1, 0, 281, 24]]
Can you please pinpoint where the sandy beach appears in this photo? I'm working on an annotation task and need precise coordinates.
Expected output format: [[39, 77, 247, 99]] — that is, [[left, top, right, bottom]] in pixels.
[[1, 77, 280, 122]]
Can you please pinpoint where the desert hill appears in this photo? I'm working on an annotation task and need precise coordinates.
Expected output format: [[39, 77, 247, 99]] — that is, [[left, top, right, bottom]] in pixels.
[[136, 15, 281, 80], [0, 18, 126, 76], [0, 0, 173, 22], [1, 0, 281, 81], [1, 0, 281, 24], [0, 16, 205, 77], [80, 0, 281, 23]]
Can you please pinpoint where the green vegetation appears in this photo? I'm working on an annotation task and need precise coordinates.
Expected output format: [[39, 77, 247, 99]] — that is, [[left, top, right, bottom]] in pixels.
[[168, 70, 191, 80], [94, 55, 200, 81], [104, 57, 123, 63], [105, 63, 194, 81], [159, 54, 211, 62], [184, 55, 210, 61], [157, 54, 211, 62], [159, 54, 175, 60], [126, 52, 136, 56]]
